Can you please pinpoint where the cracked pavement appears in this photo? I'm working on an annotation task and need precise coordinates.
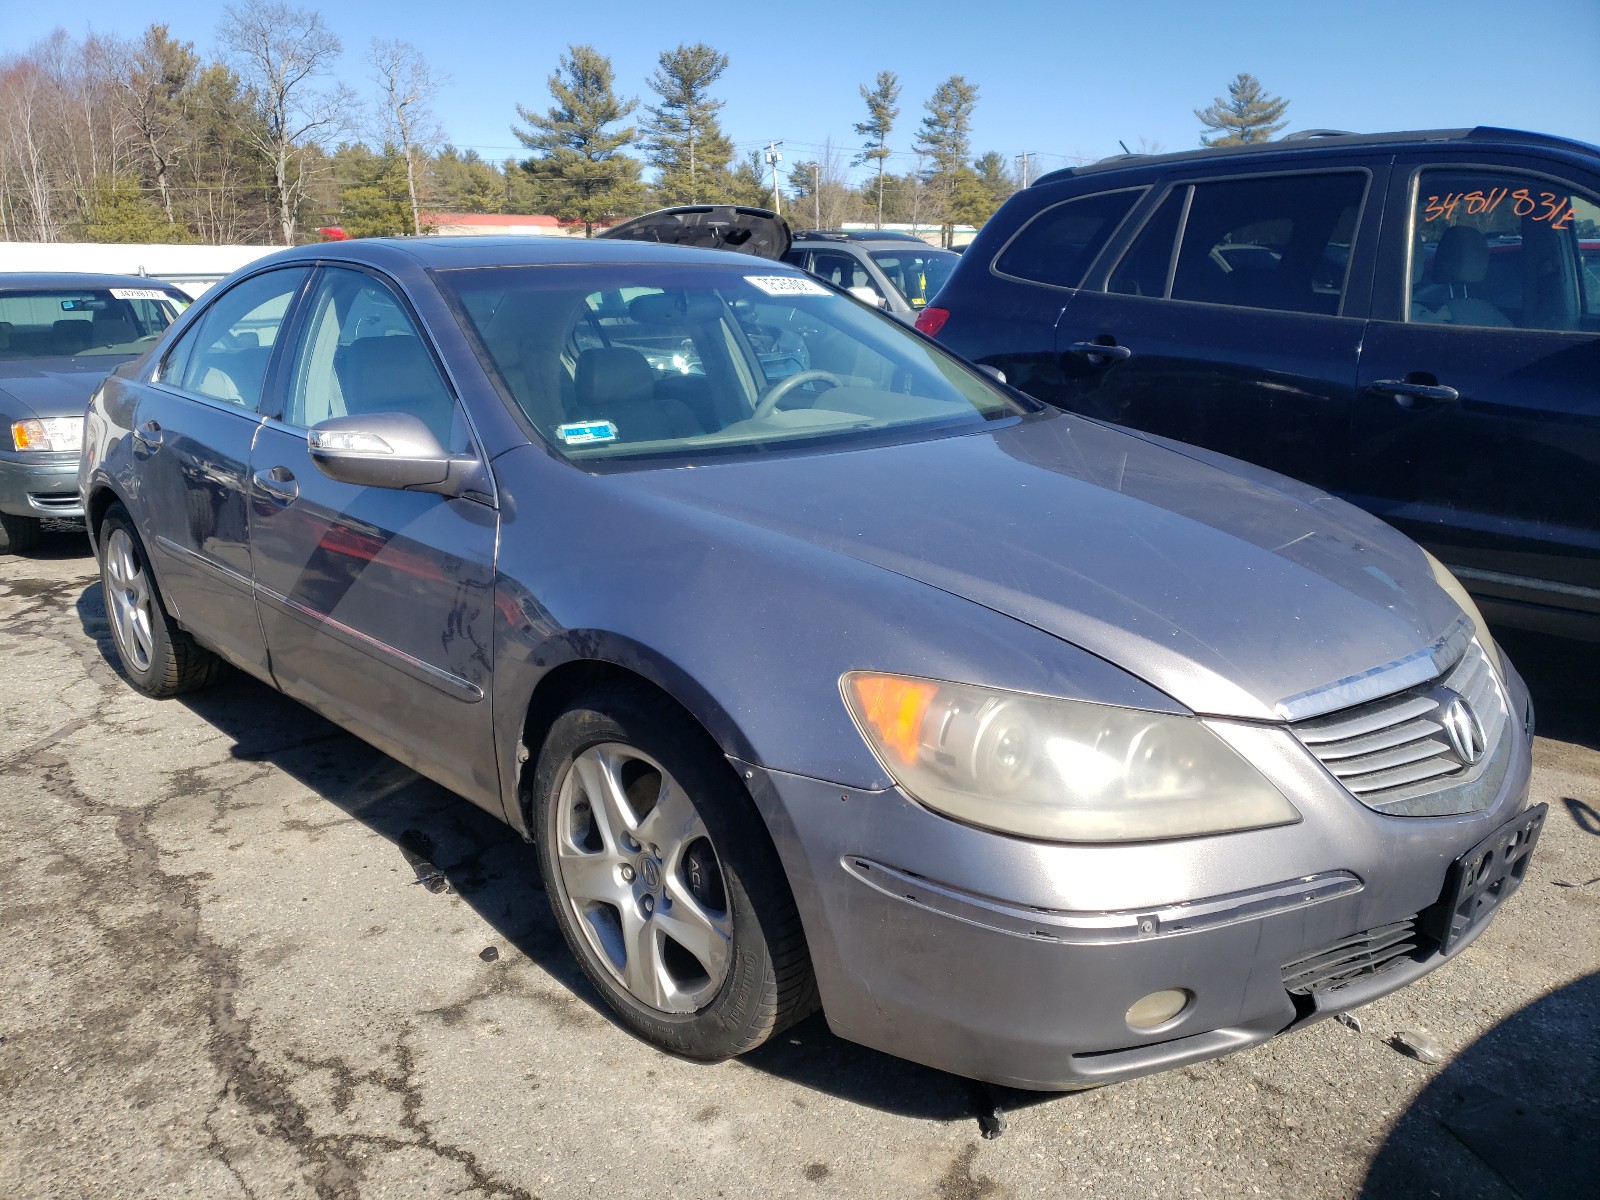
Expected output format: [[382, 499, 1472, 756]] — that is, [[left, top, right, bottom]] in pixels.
[[2, 527, 1596, 1199]]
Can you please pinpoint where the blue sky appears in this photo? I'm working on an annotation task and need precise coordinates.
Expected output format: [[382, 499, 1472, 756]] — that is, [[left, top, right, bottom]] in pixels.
[[6, 0, 1598, 183]]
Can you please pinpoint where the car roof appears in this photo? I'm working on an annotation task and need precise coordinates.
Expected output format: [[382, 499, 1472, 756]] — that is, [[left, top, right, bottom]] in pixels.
[[0, 271, 191, 292], [237, 234, 808, 276], [792, 230, 949, 248], [1030, 126, 1600, 187]]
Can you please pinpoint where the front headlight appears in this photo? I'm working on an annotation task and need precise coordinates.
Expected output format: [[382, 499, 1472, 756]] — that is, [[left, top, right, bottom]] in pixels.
[[11, 416, 84, 453], [1422, 549, 1502, 678], [842, 673, 1299, 842]]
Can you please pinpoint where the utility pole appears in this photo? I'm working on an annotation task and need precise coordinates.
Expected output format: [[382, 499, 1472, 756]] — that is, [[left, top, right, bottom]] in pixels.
[[1014, 152, 1035, 189], [764, 141, 783, 215], [689, 128, 697, 201], [811, 162, 820, 229]]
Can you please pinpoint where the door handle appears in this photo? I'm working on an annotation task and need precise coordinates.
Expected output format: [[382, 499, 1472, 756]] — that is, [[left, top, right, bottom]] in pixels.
[[1369, 379, 1460, 408], [252, 466, 298, 504], [133, 419, 164, 448], [1066, 341, 1133, 365]]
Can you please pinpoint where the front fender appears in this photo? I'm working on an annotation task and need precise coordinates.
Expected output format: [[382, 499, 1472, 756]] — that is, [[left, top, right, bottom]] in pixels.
[[486, 444, 1180, 833]]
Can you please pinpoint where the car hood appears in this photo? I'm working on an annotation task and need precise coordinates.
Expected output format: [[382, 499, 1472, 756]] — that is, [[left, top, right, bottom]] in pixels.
[[0, 355, 132, 420], [622, 413, 1464, 722], [598, 205, 791, 260]]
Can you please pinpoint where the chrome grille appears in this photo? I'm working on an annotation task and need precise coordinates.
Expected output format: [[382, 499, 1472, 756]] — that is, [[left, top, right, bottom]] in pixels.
[[1291, 639, 1510, 816], [1281, 918, 1422, 995]]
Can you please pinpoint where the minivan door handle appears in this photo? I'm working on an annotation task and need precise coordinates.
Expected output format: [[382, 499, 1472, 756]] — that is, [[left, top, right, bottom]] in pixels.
[[1066, 341, 1133, 365], [252, 466, 299, 504], [1369, 379, 1460, 408]]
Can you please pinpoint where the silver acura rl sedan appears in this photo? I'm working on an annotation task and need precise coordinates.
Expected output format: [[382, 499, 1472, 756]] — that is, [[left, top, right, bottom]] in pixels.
[[79, 209, 1541, 1090]]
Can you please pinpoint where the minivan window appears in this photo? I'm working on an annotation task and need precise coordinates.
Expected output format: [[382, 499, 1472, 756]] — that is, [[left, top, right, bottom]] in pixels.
[[166, 269, 308, 410], [1167, 172, 1366, 315], [993, 188, 1144, 290], [1407, 169, 1600, 332], [1108, 188, 1187, 297]]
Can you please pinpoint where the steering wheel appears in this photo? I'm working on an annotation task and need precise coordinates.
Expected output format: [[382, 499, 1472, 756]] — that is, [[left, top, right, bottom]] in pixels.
[[752, 370, 843, 419]]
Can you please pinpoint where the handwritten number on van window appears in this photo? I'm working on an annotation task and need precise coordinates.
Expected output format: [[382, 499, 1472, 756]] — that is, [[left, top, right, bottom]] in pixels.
[[1423, 188, 1573, 229]]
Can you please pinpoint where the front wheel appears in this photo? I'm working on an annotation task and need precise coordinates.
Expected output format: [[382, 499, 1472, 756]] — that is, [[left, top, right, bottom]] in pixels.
[[532, 684, 817, 1060]]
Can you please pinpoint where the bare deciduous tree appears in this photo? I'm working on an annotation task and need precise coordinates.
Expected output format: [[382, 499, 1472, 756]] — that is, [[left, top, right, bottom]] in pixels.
[[220, 1, 353, 244], [368, 38, 444, 236]]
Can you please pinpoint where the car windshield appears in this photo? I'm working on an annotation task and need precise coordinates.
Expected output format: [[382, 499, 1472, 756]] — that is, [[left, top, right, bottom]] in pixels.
[[868, 248, 959, 308], [0, 287, 188, 360], [442, 262, 1028, 464]]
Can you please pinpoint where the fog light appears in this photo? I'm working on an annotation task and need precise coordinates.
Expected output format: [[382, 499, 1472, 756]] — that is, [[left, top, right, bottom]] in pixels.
[[1126, 988, 1191, 1031]]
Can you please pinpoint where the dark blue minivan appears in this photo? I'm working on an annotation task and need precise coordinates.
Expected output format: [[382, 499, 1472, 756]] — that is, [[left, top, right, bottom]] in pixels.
[[921, 128, 1600, 639]]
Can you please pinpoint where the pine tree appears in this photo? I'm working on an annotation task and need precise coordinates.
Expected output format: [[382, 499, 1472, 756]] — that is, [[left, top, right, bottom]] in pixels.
[[643, 43, 735, 204], [1195, 73, 1290, 146], [853, 70, 899, 230], [914, 75, 979, 247], [512, 44, 645, 236]]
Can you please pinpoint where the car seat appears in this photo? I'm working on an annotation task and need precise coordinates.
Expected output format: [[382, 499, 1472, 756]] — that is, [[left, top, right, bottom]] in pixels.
[[1429, 226, 1513, 327], [572, 346, 700, 443]]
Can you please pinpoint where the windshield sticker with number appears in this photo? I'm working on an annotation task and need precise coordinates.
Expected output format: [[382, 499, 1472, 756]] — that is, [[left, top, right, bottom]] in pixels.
[[109, 287, 178, 301], [745, 275, 831, 297], [556, 420, 618, 445]]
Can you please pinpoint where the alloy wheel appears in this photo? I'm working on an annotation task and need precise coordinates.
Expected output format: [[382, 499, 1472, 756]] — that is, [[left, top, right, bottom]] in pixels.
[[104, 527, 155, 674], [555, 743, 733, 1013]]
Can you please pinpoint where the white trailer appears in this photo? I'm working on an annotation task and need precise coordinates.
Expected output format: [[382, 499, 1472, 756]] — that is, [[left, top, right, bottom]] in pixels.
[[0, 242, 280, 297]]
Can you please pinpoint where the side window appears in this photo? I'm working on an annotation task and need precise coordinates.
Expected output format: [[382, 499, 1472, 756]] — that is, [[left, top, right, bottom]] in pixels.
[[993, 188, 1144, 289], [1109, 188, 1187, 297], [167, 268, 308, 409], [1407, 169, 1600, 332], [807, 250, 885, 304], [1167, 172, 1367, 315], [282, 267, 461, 448]]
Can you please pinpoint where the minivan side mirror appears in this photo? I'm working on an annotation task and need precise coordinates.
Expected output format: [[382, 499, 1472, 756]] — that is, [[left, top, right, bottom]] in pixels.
[[308, 413, 486, 499], [846, 286, 888, 309]]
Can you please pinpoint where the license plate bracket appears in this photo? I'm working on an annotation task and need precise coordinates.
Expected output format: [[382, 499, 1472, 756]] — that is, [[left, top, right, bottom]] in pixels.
[[1420, 803, 1547, 953]]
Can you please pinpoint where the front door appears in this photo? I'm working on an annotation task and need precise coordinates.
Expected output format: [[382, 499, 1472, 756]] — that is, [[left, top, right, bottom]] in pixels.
[[134, 267, 309, 674], [1351, 159, 1600, 626], [1053, 167, 1380, 492], [247, 265, 501, 806]]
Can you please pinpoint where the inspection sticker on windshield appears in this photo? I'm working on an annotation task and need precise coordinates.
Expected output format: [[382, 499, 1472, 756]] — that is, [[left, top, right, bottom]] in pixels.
[[745, 275, 830, 297], [556, 420, 618, 445], [109, 288, 172, 301]]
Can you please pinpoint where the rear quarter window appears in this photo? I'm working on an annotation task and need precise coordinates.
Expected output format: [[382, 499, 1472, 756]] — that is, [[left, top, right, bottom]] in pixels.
[[993, 188, 1144, 290]]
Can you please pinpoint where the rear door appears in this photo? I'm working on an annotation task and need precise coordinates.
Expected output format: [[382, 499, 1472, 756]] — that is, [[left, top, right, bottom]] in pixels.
[[1352, 154, 1600, 627], [134, 266, 310, 673], [1051, 163, 1383, 491], [247, 264, 501, 804]]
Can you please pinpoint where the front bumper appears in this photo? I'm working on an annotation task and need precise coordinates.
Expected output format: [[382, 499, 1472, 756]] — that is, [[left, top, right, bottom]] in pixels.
[[0, 450, 84, 520], [740, 662, 1536, 1090]]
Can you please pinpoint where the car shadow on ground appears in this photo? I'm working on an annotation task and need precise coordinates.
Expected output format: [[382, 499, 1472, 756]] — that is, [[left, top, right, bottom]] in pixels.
[[1360, 972, 1600, 1200], [73, 579, 1050, 1131]]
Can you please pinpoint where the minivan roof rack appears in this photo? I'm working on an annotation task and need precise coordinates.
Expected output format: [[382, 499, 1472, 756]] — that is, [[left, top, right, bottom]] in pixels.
[[1030, 127, 1594, 188]]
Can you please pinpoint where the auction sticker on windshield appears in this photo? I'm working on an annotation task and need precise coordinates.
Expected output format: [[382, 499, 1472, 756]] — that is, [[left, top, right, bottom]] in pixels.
[[745, 275, 830, 297], [110, 288, 176, 301], [556, 420, 618, 445]]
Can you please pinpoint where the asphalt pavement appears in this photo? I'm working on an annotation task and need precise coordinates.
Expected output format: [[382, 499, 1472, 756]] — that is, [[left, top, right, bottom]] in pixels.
[[2, 525, 1596, 1200]]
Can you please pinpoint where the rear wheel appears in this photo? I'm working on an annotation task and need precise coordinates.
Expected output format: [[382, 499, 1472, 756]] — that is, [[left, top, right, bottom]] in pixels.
[[532, 684, 817, 1059], [98, 505, 220, 697], [0, 512, 42, 555]]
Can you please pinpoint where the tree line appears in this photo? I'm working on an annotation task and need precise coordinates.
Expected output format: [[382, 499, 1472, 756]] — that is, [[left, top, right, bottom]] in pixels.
[[0, 3, 1292, 247]]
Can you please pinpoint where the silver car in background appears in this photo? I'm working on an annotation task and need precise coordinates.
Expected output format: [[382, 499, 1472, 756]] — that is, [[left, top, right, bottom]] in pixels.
[[79, 224, 1540, 1090]]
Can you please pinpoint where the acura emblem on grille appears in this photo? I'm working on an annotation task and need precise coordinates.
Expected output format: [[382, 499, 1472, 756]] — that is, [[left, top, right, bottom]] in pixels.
[[1439, 690, 1487, 766]]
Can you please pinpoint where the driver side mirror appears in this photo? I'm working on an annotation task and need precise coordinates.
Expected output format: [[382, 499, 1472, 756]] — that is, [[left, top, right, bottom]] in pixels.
[[308, 413, 488, 499], [846, 286, 887, 309]]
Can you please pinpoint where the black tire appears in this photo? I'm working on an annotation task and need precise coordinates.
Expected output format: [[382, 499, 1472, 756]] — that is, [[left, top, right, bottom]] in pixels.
[[97, 504, 221, 697], [531, 683, 818, 1060], [0, 512, 42, 555]]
